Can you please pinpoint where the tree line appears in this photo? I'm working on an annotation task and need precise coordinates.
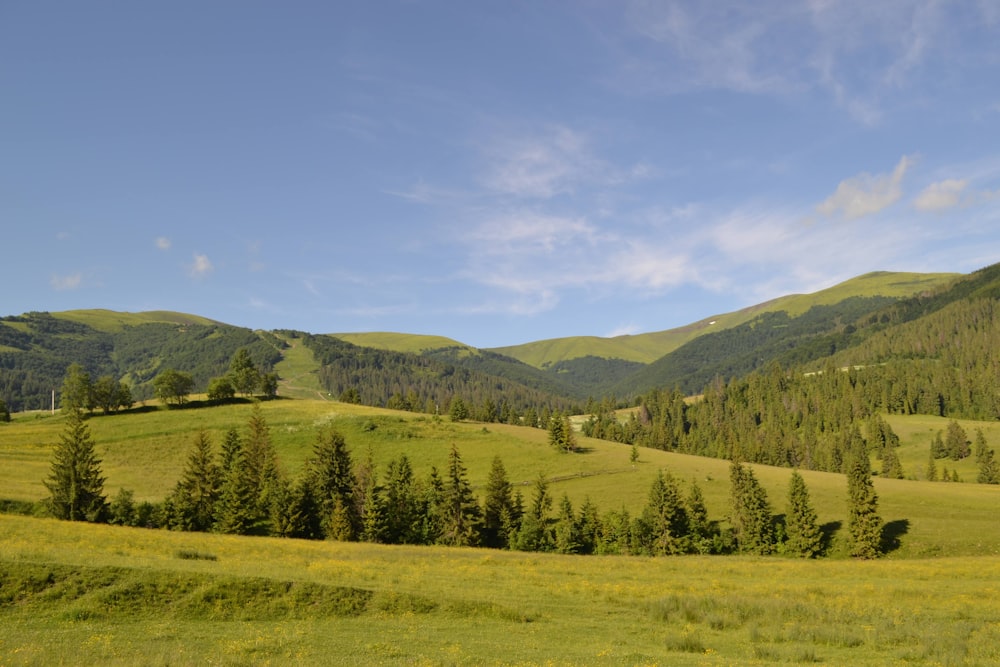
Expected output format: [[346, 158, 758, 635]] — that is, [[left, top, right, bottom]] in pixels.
[[44, 405, 886, 559]]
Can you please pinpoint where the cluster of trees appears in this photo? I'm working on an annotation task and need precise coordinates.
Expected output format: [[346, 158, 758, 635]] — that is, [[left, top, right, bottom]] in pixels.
[[45, 405, 884, 559], [303, 334, 579, 424], [583, 356, 1000, 486], [60, 363, 134, 414], [205, 348, 279, 402]]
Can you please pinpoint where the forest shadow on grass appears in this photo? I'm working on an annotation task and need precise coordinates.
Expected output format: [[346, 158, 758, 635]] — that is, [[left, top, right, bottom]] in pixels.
[[820, 521, 842, 556]]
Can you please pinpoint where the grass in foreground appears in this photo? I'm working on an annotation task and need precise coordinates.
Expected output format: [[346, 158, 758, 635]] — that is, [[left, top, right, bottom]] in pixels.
[[2, 514, 999, 666]]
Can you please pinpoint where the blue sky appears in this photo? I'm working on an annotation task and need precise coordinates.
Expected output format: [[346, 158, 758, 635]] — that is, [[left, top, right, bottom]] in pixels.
[[3, 2, 1000, 348]]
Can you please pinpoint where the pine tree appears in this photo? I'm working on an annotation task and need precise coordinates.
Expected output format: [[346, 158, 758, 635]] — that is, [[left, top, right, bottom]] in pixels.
[[847, 450, 883, 559], [438, 444, 481, 546], [306, 427, 357, 540], [945, 420, 969, 460], [576, 497, 601, 554], [553, 494, 580, 554], [482, 455, 517, 548], [926, 448, 938, 482], [356, 447, 385, 543], [514, 473, 553, 552], [728, 460, 774, 554], [685, 480, 713, 553], [383, 454, 420, 543], [215, 432, 256, 535], [643, 469, 688, 555], [45, 410, 108, 522], [166, 431, 221, 532], [784, 470, 822, 558], [240, 404, 282, 532], [978, 447, 1000, 484]]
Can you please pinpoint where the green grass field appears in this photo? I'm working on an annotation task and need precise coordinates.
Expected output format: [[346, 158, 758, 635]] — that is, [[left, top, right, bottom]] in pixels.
[[2, 514, 999, 665], [3, 398, 1000, 664]]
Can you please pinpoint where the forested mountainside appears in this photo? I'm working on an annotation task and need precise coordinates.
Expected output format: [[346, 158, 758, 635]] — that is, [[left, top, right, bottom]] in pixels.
[[0, 313, 282, 411], [583, 263, 1000, 476], [300, 334, 579, 419]]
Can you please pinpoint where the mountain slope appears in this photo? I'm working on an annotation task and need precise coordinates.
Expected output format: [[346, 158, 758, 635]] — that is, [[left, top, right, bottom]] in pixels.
[[490, 271, 958, 368]]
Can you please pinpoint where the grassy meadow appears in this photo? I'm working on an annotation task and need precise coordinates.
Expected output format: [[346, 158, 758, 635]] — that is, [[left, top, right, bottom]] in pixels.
[[3, 397, 1000, 664]]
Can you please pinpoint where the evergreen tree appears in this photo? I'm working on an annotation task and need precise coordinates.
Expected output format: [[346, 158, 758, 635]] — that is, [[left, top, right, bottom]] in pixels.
[[514, 473, 552, 551], [482, 455, 518, 548], [438, 444, 481, 546], [306, 427, 357, 540], [215, 431, 256, 535], [108, 488, 137, 526], [931, 430, 947, 459], [383, 454, 420, 543], [926, 448, 938, 482], [728, 460, 774, 554], [166, 431, 221, 532], [448, 396, 469, 422], [548, 412, 578, 453], [0, 397, 10, 422], [847, 450, 883, 559], [576, 497, 601, 554], [977, 447, 1000, 484], [685, 480, 713, 553], [553, 494, 580, 554], [881, 444, 904, 479], [241, 404, 282, 530], [355, 447, 385, 543], [642, 469, 688, 555], [45, 410, 108, 522], [784, 470, 822, 558], [945, 420, 969, 460]]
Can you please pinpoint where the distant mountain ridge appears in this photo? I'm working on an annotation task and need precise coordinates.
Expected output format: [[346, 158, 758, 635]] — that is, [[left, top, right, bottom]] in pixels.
[[0, 268, 971, 413]]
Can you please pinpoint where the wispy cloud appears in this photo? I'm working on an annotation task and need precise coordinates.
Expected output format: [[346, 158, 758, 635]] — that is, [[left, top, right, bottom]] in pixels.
[[155, 236, 172, 251], [620, 0, 992, 124], [816, 155, 914, 220], [480, 126, 611, 199], [914, 179, 968, 212], [187, 253, 214, 278], [50, 272, 82, 291]]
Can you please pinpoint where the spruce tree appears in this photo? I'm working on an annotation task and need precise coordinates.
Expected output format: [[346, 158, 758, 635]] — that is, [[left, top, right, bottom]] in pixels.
[[685, 480, 713, 553], [643, 469, 688, 555], [383, 454, 420, 543], [926, 448, 938, 482], [978, 448, 1000, 484], [215, 433, 256, 535], [514, 473, 553, 552], [847, 451, 883, 559], [438, 444, 481, 546], [167, 431, 221, 532], [553, 494, 580, 554], [728, 460, 774, 554], [784, 470, 822, 558], [482, 455, 517, 548], [45, 410, 108, 522], [306, 427, 357, 540]]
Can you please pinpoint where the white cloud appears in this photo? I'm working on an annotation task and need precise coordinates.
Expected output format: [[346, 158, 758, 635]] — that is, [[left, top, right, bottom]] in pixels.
[[188, 253, 214, 278], [480, 126, 607, 199], [816, 155, 914, 220], [50, 272, 82, 290], [914, 179, 968, 212], [155, 236, 172, 251]]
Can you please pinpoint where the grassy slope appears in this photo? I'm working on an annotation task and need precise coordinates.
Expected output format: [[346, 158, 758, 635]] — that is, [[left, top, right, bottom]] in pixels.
[[52, 309, 218, 333], [491, 271, 959, 367], [3, 399, 1000, 558], [331, 331, 470, 354], [2, 517, 1000, 665]]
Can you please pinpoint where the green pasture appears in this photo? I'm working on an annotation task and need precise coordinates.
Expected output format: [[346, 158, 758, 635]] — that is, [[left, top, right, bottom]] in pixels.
[[3, 400, 1000, 558], [2, 514, 999, 665]]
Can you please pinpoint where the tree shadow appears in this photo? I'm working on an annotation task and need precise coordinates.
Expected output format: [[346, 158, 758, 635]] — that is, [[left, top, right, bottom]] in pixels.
[[881, 519, 910, 554], [820, 520, 842, 555]]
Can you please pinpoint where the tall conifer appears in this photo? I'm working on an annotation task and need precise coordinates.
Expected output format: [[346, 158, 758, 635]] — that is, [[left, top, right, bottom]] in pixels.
[[45, 410, 108, 522]]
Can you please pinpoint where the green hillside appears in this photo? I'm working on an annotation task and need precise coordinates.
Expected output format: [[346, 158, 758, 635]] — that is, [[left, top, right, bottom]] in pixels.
[[490, 271, 958, 368], [55, 309, 218, 333], [332, 331, 470, 354]]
